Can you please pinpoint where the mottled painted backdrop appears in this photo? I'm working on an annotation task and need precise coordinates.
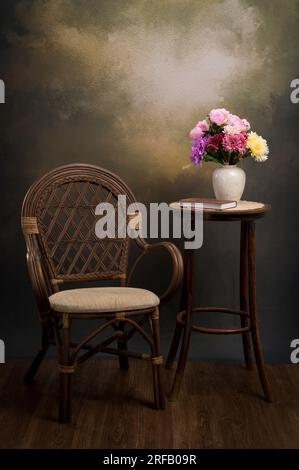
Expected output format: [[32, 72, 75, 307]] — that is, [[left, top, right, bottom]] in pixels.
[[1, 0, 299, 361]]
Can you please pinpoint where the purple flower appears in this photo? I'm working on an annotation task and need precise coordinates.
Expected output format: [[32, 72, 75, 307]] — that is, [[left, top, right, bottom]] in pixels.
[[191, 136, 208, 165]]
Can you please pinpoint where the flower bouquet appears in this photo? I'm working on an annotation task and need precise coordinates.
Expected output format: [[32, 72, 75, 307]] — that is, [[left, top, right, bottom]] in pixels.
[[189, 108, 269, 200]]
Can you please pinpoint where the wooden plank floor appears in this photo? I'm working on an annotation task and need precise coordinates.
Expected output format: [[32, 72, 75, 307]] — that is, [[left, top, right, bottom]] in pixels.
[[0, 360, 298, 449]]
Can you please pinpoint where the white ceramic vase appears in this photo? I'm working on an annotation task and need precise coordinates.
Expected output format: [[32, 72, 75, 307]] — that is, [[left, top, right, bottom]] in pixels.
[[212, 164, 246, 201]]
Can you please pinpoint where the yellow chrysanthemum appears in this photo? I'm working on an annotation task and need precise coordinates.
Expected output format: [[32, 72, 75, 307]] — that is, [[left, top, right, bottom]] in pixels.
[[247, 132, 269, 162]]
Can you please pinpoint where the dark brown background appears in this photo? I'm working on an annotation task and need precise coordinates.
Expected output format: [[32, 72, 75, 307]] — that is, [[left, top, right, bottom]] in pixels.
[[1, 0, 298, 361]]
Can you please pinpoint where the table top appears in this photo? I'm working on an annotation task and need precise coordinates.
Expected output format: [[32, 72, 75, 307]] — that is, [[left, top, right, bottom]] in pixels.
[[170, 200, 271, 221]]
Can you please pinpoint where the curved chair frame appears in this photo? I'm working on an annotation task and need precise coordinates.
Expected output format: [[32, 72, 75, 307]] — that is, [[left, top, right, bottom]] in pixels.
[[21, 164, 183, 422]]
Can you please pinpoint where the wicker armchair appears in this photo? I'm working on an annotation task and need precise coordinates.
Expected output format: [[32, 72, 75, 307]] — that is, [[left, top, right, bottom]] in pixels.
[[21, 164, 183, 423]]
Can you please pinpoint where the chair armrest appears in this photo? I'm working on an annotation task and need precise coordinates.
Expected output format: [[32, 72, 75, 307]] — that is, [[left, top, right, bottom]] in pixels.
[[25, 236, 52, 320], [128, 240, 183, 304]]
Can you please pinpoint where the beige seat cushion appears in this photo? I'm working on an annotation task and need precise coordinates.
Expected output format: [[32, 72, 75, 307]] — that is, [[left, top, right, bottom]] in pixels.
[[49, 287, 160, 313]]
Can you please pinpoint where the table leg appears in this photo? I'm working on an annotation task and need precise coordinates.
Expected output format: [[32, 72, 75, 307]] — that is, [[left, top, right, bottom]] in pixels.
[[169, 249, 193, 400], [240, 221, 254, 370], [165, 251, 188, 370], [248, 221, 272, 402]]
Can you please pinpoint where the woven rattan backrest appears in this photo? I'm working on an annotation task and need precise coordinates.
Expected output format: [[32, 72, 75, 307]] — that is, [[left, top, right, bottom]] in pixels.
[[21, 164, 136, 284]]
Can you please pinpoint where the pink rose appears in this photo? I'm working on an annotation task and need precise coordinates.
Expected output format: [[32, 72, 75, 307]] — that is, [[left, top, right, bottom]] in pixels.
[[228, 114, 250, 132], [209, 108, 230, 126], [189, 119, 209, 140]]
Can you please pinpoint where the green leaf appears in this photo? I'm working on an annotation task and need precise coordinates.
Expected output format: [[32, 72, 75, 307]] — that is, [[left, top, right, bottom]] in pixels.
[[204, 155, 221, 164]]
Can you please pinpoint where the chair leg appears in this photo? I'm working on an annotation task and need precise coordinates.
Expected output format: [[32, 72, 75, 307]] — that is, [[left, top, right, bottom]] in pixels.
[[59, 314, 72, 423], [248, 222, 272, 402], [151, 308, 165, 410], [151, 361, 160, 410], [24, 324, 51, 384], [24, 344, 49, 384], [117, 321, 129, 370]]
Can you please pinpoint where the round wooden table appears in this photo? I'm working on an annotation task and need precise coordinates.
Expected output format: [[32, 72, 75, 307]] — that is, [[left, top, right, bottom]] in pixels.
[[166, 201, 272, 402]]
